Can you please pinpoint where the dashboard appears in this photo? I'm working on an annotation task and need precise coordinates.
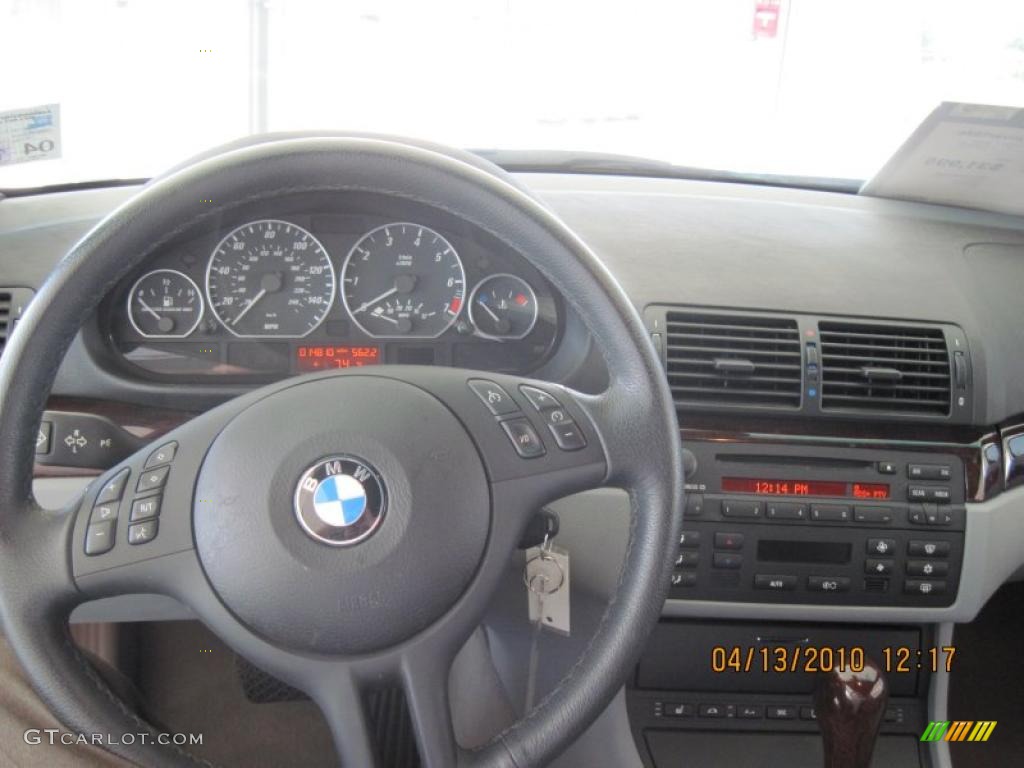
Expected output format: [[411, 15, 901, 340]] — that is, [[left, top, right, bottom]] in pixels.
[[93, 192, 562, 382], [4, 160, 1024, 768]]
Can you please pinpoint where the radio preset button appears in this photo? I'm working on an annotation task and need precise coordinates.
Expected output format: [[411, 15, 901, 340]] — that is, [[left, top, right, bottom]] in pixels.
[[866, 538, 896, 556], [754, 574, 796, 590], [721, 500, 762, 519], [767, 502, 806, 520], [865, 559, 894, 575], [807, 576, 851, 592], [855, 506, 893, 524], [811, 504, 851, 522], [906, 560, 949, 577], [908, 540, 950, 558], [714, 532, 744, 550], [904, 579, 946, 596], [712, 552, 743, 570]]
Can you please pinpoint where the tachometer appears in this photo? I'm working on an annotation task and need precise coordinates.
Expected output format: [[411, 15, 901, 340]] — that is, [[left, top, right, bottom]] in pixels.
[[341, 222, 465, 338], [206, 220, 335, 338]]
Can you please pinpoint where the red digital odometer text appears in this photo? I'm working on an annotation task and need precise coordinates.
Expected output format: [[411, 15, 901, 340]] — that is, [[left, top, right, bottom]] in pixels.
[[296, 345, 381, 370]]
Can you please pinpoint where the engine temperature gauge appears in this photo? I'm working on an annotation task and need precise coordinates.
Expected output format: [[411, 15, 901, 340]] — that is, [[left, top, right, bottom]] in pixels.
[[468, 274, 538, 340], [128, 269, 204, 338]]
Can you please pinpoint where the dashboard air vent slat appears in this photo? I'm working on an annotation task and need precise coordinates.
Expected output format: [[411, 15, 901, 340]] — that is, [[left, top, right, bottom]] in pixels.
[[0, 291, 11, 358], [819, 321, 950, 416], [664, 311, 802, 408], [0, 289, 34, 360]]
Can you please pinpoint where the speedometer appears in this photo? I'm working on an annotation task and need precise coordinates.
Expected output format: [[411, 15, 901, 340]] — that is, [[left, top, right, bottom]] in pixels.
[[206, 220, 335, 337], [341, 222, 465, 338]]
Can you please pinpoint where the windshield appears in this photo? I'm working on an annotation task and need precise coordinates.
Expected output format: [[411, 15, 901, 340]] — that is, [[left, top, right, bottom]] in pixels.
[[1, 0, 1022, 189]]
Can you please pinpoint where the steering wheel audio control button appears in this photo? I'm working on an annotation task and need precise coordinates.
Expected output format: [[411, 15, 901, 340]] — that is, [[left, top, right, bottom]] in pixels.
[[520, 385, 561, 411], [468, 379, 520, 416], [130, 495, 162, 522], [501, 418, 546, 458], [547, 421, 586, 451], [90, 503, 118, 524], [136, 466, 169, 493], [84, 520, 115, 556], [144, 441, 178, 468], [127, 520, 159, 545], [96, 468, 130, 504]]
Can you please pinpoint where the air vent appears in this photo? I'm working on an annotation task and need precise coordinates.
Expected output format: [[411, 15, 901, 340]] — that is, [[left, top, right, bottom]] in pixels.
[[819, 321, 950, 416], [0, 291, 11, 358], [664, 311, 802, 408], [0, 288, 34, 359]]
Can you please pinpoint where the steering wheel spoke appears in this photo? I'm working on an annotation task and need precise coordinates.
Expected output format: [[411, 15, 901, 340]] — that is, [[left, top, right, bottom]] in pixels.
[[310, 668, 381, 768], [400, 641, 461, 768]]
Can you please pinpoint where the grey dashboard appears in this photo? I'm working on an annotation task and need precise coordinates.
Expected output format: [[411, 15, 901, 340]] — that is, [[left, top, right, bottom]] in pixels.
[[6, 166, 1024, 768], [3, 172, 1024, 422]]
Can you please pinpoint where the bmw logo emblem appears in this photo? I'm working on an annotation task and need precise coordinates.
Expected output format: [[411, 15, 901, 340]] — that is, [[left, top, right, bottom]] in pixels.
[[294, 456, 386, 546]]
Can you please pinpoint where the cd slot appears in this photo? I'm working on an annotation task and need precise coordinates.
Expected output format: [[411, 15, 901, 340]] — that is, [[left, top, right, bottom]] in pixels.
[[715, 454, 871, 470]]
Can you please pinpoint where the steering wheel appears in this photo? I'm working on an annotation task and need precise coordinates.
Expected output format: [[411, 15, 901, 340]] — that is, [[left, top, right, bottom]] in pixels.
[[0, 137, 682, 767]]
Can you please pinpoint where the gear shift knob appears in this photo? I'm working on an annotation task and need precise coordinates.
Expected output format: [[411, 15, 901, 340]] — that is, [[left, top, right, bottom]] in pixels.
[[813, 657, 889, 768]]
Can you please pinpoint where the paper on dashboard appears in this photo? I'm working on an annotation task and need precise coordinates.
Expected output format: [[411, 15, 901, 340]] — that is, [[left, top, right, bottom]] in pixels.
[[861, 102, 1024, 217], [0, 103, 61, 167]]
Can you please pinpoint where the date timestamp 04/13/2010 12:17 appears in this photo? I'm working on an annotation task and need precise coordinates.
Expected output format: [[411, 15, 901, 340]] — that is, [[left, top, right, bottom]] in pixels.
[[710, 645, 957, 674]]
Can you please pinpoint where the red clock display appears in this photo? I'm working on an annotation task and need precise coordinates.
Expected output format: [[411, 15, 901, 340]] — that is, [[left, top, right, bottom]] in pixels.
[[721, 477, 889, 499], [296, 345, 381, 370]]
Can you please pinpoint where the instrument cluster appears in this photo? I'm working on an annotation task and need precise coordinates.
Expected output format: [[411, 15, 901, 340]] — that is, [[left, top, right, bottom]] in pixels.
[[101, 195, 562, 381]]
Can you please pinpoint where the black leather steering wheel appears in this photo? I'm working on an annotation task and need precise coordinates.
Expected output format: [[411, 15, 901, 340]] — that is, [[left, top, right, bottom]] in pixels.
[[0, 137, 682, 767]]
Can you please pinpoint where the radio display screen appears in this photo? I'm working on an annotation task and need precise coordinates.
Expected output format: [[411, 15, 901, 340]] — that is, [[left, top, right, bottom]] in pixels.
[[721, 477, 890, 500]]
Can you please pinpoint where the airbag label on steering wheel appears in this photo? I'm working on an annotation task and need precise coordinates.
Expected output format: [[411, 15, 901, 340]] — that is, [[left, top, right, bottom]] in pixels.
[[0, 103, 61, 166]]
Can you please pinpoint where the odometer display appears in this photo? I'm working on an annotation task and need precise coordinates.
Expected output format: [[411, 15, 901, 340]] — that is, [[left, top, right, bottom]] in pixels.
[[341, 222, 465, 338], [206, 220, 335, 337], [296, 345, 381, 370]]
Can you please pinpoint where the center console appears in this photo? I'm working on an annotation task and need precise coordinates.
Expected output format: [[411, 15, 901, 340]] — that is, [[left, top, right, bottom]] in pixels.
[[627, 436, 973, 767], [668, 441, 966, 607]]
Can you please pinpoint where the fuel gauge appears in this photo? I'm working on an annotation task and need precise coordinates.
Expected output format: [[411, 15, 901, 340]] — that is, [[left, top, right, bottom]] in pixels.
[[468, 274, 538, 340], [128, 269, 204, 338]]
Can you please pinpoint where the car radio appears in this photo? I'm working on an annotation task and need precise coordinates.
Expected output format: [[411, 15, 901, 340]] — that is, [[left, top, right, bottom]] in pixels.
[[670, 441, 966, 606]]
